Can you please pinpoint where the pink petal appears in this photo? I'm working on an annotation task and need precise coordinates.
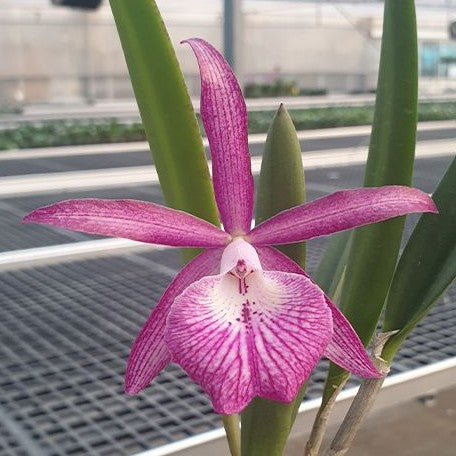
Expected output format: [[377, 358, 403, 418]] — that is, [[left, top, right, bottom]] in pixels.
[[248, 186, 438, 245], [184, 38, 254, 236], [166, 246, 331, 414], [125, 248, 223, 395], [23, 199, 230, 248], [257, 246, 381, 378]]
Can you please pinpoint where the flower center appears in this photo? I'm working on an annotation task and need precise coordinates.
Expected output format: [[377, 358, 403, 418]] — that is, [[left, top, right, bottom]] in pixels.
[[220, 238, 262, 296], [232, 260, 251, 295], [235, 259, 247, 278]]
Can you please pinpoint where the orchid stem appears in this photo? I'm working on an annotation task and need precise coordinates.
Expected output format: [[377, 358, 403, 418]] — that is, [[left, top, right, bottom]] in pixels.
[[222, 414, 241, 456], [321, 332, 395, 456], [304, 378, 347, 456], [304, 271, 348, 456], [322, 377, 385, 456]]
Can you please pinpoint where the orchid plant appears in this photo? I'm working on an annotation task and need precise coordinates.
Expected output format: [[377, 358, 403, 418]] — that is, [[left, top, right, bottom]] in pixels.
[[23, 38, 437, 416], [22, 0, 456, 454]]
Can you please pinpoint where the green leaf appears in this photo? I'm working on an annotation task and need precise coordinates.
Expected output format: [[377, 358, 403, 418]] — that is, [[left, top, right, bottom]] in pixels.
[[323, 0, 418, 398], [313, 231, 351, 298], [109, 0, 219, 261], [382, 157, 456, 362], [241, 105, 305, 456], [241, 393, 307, 456], [255, 104, 306, 266]]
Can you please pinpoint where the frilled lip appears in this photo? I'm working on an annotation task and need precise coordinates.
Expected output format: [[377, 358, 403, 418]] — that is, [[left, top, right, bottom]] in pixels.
[[166, 267, 332, 414], [164, 240, 382, 414]]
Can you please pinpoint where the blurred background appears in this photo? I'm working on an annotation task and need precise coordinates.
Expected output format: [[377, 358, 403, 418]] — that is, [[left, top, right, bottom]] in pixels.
[[1, 0, 456, 108]]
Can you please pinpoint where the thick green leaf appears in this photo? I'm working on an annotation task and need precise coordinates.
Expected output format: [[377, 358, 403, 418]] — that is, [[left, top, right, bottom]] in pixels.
[[109, 0, 219, 261], [382, 157, 456, 362], [241, 105, 305, 456], [313, 231, 351, 298], [255, 104, 306, 266], [241, 395, 306, 456], [323, 0, 418, 398]]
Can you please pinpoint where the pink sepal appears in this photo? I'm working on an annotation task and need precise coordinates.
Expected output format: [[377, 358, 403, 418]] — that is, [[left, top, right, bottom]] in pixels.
[[23, 199, 230, 248], [249, 186, 437, 245], [257, 246, 382, 378], [184, 38, 254, 236], [125, 248, 223, 395], [324, 300, 382, 378]]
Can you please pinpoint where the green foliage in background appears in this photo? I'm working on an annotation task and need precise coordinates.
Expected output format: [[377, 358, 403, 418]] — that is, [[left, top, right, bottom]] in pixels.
[[1, 102, 455, 151], [244, 79, 326, 98], [0, 120, 146, 150]]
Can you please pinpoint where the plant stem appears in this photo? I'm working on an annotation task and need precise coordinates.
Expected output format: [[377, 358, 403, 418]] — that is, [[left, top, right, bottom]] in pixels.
[[304, 271, 348, 456], [222, 414, 241, 456], [304, 379, 347, 456], [322, 332, 395, 456], [323, 377, 385, 456]]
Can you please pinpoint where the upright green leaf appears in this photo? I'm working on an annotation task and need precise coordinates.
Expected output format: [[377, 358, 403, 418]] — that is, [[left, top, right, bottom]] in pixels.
[[109, 1, 219, 248], [323, 0, 418, 398], [241, 105, 305, 456], [313, 231, 352, 298], [255, 104, 306, 266], [382, 157, 456, 362]]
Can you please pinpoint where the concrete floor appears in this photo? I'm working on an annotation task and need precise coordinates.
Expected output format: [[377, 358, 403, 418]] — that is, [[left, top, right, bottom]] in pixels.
[[286, 386, 456, 456]]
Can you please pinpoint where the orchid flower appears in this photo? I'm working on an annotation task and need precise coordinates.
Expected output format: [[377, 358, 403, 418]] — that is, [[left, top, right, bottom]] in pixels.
[[23, 38, 437, 415]]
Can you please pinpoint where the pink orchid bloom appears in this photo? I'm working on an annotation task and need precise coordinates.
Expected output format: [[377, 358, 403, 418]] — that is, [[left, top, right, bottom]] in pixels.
[[23, 38, 438, 415]]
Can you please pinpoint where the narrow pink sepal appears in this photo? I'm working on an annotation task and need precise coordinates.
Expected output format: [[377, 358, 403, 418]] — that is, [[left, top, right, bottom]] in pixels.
[[256, 246, 382, 378], [323, 300, 382, 378], [184, 38, 254, 236], [125, 248, 223, 395], [23, 199, 230, 248], [166, 249, 331, 414], [248, 186, 438, 245]]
